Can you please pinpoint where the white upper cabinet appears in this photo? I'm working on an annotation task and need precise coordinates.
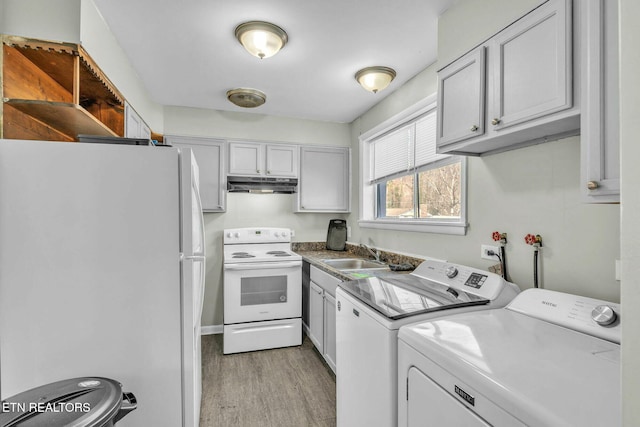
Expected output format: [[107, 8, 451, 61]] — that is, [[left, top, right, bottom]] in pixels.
[[124, 102, 151, 140], [228, 141, 297, 178], [166, 136, 226, 212], [437, 0, 578, 156], [265, 144, 298, 177], [297, 146, 350, 212], [490, 0, 572, 131], [437, 47, 486, 146], [580, 0, 620, 203]]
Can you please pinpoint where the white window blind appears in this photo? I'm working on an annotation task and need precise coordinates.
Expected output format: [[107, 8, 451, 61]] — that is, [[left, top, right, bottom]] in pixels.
[[370, 109, 448, 183], [371, 126, 413, 182], [415, 110, 449, 168]]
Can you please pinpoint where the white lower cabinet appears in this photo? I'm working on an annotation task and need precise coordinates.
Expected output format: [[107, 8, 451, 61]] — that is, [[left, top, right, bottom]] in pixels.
[[308, 281, 325, 352], [308, 265, 341, 373], [323, 293, 337, 373]]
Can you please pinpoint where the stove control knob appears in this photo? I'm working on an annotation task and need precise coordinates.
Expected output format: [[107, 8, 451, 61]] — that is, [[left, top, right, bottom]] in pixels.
[[226, 232, 233, 238], [445, 266, 459, 278], [281, 231, 288, 238], [592, 305, 617, 326], [233, 232, 240, 238], [273, 231, 280, 237]]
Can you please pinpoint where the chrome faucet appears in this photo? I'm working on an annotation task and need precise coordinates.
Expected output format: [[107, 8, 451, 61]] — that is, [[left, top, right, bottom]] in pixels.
[[360, 243, 381, 262]]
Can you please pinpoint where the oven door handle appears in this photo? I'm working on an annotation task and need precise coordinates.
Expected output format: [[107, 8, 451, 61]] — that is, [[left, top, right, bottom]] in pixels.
[[224, 261, 302, 270]]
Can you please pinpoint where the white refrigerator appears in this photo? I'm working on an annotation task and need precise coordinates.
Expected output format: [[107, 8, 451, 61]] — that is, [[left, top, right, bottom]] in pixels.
[[0, 139, 206, 427]]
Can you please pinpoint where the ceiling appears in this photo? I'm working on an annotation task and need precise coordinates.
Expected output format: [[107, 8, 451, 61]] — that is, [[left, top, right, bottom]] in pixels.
[[92, 0, 457, 123]]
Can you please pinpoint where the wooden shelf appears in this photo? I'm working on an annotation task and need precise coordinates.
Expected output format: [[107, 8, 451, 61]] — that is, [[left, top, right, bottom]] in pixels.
[[5, 99, 119, 139], [1, 34, 125, 141]]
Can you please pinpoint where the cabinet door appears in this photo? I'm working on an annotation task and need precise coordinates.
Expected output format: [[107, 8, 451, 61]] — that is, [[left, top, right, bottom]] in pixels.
[[308, 281, 324, 353], [436, 47, 486, 147], [166, 136, 226, 212], [323, 292, 337, 373], [580, 0, 620, 203], [124, 102, 143, 138], [228, 142, 262, 176], [489, 0, 572, 131], [298, 146, 350, 212], [266, 144, 298, 177]]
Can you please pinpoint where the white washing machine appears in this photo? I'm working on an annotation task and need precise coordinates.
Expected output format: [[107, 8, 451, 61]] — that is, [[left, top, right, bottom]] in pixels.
[[335, 260, 520, 427], [397, 288, 621, 426]]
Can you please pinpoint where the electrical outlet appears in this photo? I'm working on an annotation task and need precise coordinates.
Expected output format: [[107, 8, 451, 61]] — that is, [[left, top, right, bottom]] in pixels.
[[481, 244, 500, 260]]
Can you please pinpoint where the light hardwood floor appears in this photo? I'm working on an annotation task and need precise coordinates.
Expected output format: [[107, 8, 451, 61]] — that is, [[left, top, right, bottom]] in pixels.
[[199, 334, 336, 427]]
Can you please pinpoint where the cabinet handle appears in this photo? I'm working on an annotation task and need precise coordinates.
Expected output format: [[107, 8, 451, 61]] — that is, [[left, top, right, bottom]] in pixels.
[[491, 118, 501, 126], [470, 125, 479, 132], [267, 170, 271, 174], [587, 181, 600, 190], [256, 169, 260, 173]]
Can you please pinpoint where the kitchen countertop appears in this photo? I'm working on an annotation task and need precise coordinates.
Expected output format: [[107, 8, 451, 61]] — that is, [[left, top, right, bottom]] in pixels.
[[292, 242, 424, 281]]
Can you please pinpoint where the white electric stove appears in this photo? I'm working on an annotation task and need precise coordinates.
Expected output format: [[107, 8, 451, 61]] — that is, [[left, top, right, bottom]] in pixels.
[[398, 288, 621, 426], [223, 228, 302, 354]]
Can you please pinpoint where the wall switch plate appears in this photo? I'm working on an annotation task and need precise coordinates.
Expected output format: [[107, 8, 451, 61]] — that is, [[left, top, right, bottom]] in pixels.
[[481, 244, 500, 260]]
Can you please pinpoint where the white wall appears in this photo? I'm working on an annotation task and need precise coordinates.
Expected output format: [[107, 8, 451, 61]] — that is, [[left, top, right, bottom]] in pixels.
[[163, 105, 351, 327], [1, 0, 163, 133], [2, 0, 81, 43], [348, 0, 620, 303], [619, 0, 640, 423], [79, 0, 163, 132], [0, 1, 5, 33]]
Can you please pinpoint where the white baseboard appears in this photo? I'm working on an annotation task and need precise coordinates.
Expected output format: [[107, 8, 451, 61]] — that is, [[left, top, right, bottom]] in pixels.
[[201, 324, 223, 335]]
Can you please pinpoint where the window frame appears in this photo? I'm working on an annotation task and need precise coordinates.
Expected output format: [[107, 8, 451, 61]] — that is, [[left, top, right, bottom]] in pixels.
[[358, 95, 468, 235]]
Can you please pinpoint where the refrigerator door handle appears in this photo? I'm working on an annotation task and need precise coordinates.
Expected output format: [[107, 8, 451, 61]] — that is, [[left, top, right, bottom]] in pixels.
[[183, 254, 206, 261]]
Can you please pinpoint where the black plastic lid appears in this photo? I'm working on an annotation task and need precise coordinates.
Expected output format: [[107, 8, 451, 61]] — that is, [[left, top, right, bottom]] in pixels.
[[0, 377, 125, 427]]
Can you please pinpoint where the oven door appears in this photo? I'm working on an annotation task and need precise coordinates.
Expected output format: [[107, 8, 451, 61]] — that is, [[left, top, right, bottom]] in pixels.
[[224, 261, 302, 324]]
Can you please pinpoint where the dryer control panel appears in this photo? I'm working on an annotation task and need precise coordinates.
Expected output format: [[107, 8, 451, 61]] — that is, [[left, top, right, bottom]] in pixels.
[[506, 288, 621, 344]]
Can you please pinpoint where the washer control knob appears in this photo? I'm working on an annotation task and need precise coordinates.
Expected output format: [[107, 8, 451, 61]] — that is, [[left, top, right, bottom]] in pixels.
[[592, 305, 617, 326], [445, 266, 459, 278]]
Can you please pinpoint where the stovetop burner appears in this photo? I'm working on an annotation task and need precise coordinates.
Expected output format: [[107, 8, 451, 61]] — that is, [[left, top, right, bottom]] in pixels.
[[232, 252, 255, 258], [267, 251, 291, 257]]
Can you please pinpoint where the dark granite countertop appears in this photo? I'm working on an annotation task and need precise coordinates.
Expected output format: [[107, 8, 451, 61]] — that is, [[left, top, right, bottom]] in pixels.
[[292, 242, 424, 281]]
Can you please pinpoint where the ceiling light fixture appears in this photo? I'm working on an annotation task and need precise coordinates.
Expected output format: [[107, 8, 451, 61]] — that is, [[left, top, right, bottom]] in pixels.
[[226, 88, 267, 108], [235, 21, 288, 59], [355, 66, 397, 93]]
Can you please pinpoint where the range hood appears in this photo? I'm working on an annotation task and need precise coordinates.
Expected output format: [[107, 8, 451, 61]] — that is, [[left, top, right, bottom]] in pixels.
[[227, 176, 298, 194]]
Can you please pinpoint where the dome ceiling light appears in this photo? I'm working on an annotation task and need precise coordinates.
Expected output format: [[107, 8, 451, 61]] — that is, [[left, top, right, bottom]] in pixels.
[[235, 21, 288, 59], [226, 88, 267, 108], [355, 66, 397, 93]]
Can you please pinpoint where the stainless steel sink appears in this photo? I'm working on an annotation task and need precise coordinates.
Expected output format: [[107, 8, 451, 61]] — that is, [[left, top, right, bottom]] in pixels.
[[321, 258, 388, 271]]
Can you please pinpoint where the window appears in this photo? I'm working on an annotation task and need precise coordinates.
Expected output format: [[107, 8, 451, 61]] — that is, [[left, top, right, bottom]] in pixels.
[[359, 96, 467, 235]]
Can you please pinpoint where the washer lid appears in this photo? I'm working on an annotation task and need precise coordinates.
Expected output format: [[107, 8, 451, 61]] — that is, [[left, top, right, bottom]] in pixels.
[[399, 309, 620, 426], [0, 377, 129, 427], [339, 275, 489, 320]]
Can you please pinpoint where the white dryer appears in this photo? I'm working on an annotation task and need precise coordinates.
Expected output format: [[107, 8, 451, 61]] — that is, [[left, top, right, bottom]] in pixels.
[[336, 260, 520, 427], [397, 288, 621, 426]]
